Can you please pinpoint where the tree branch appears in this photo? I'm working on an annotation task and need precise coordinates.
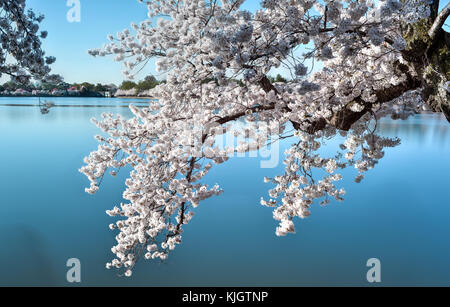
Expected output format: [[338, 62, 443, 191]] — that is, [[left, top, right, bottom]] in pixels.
[[310, 68, 421, 132], [430, 0, 440, 20], [429, 3, 450, 42]]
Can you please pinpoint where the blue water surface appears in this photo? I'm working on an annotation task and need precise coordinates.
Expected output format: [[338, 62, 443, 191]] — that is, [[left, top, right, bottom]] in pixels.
[[0, 97, 449, 286]]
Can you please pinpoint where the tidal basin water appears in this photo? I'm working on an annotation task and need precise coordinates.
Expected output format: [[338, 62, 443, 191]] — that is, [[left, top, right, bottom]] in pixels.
[[1, 96, 450, 286]]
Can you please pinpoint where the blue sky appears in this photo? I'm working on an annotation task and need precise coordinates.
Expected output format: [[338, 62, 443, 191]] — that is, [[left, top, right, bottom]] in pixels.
[[24, 0, 163, 85], [10, 0, 261, 86]]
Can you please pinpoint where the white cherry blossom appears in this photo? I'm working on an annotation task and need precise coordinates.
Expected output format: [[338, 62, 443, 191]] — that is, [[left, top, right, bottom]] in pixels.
[[81, 0, 450, 275]]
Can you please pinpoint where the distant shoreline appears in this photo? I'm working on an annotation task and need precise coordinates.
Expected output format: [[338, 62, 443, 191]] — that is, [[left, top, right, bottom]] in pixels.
[[115, 96, 157, 99]]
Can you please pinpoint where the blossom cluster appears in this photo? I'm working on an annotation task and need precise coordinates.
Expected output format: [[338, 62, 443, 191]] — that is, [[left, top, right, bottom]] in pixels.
[[82, 0, 433, 275]]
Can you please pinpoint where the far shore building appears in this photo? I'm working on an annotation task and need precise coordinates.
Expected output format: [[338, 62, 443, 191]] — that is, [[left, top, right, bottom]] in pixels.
[[14, 88, 31, 96]]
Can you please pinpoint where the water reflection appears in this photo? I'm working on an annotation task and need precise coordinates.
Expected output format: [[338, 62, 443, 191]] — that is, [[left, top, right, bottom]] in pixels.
[[378, 114, 450, 148], [38, 98, 55, 114]]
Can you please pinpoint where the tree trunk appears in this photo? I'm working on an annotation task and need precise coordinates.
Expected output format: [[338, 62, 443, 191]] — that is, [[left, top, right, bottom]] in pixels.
[[316, 2, 450, 131], [402, 2, 450, 122]]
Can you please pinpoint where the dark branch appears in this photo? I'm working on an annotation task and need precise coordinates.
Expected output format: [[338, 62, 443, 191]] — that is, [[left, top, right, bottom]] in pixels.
[[429, 3, 450, 42]]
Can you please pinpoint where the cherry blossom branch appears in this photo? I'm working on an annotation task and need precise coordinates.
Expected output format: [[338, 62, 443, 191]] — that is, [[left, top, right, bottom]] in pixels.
[[80, 0, 440, 276], [310, 67, 421, 132]]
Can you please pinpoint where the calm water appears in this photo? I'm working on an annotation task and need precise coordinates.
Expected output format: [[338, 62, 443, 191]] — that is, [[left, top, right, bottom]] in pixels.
[[1, 96, 450, 286]]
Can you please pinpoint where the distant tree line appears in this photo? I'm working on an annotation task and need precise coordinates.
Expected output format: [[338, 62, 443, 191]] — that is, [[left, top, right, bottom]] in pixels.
[[0, 79, 117, 93], [119, 75, 165, 91], [0, 74, 165, 97], [1, 74, 285, 96]]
